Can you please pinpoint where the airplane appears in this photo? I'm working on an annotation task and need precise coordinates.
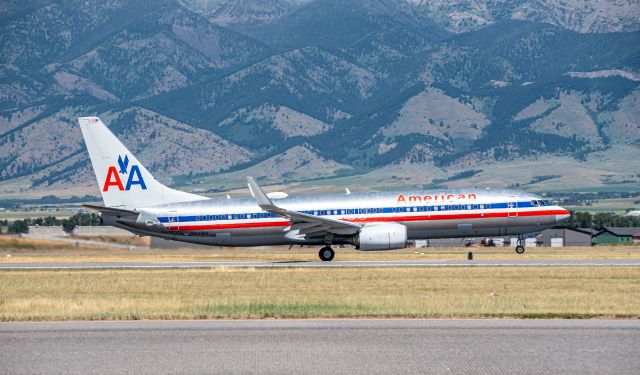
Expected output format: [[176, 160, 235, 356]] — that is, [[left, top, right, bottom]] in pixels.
[[78, 116, 571, 261]]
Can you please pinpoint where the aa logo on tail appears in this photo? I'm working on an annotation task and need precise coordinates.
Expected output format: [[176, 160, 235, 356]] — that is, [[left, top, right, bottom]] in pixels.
[[102, 154, 147, 192]]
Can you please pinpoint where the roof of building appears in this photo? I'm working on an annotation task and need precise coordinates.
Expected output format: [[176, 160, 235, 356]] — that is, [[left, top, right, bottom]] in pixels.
[[575, 227, 599, 235], [551, 226, 596, 235], [595, 227, 640, 237]]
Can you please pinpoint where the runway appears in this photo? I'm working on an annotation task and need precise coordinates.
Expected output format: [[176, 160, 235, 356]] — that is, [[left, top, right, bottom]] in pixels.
[[2, 258, 640, 269], [1, 319, 638, 374]]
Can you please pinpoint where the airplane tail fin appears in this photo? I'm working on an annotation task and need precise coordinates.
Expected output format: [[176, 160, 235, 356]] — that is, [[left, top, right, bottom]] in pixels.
[[78, 116, 207, 209]]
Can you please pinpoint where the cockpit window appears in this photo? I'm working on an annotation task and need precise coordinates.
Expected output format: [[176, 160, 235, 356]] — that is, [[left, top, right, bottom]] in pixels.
[[531, 200, 549, 206]]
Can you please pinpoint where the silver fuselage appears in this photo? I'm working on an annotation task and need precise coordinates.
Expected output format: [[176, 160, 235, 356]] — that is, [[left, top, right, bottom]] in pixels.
[[103, 188, 570, 248]]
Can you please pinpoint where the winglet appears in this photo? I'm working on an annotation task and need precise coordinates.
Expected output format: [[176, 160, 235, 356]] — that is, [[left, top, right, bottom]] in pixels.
[[247, 177, 277, 210]]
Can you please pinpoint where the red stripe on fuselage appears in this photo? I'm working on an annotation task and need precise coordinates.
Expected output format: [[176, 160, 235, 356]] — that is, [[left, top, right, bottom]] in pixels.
[[168, 209, 568, 231]]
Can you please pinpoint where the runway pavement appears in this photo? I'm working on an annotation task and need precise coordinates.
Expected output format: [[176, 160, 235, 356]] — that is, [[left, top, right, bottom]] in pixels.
[[1, 258, 640, 269], [1, 319, 638, 374]]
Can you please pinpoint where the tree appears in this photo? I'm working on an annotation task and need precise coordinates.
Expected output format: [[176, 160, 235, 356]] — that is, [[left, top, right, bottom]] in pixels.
[[61, 212, 102, 233], [61, 219, 76, 233], [565, 211, 640, 229], [565, 211, 593, 228], [8, 220, 29, 234]]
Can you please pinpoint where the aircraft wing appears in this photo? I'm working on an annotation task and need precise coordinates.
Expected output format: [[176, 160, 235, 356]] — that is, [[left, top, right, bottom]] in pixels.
[[247, 177, 361, 236]]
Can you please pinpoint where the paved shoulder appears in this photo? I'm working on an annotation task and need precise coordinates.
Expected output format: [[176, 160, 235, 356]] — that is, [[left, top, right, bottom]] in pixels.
[[0, 320, 638, 374]]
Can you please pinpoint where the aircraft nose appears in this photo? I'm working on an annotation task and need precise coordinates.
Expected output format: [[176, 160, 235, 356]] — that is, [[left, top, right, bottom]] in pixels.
[[555, 208, 571, 223]]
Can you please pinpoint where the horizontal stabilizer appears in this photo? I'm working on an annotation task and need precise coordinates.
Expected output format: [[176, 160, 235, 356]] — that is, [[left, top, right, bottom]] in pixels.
[[81, 204, 138, 217]]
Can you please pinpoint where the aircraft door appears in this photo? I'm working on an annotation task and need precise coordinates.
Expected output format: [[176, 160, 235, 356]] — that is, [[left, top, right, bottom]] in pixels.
[[168, 211, 179, 231], [507, 196, 518, 217]]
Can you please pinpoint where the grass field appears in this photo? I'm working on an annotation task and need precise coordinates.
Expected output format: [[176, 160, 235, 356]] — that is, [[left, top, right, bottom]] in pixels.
[[0, 267, 638, 321], [2, 237, 639, 321]]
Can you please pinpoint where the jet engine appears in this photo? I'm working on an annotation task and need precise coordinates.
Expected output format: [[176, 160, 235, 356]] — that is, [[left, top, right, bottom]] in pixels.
[[357, 223, 407, 251]]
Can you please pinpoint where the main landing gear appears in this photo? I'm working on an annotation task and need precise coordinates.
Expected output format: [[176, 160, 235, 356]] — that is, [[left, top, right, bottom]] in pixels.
[[515, 235, 525, 254], [319, 246, 335, 261]]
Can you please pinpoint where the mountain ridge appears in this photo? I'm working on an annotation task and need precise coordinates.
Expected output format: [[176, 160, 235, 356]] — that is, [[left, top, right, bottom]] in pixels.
[[0, 0, 639, 199]]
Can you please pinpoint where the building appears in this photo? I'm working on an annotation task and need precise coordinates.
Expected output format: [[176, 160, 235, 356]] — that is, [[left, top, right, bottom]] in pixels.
[[538, 227, 593, 247], [592, 227, 640, 245]]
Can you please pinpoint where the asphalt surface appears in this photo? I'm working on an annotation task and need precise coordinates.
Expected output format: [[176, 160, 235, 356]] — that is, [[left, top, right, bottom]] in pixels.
[[1, 319, 638, 374], [2, 258, 640, 269]]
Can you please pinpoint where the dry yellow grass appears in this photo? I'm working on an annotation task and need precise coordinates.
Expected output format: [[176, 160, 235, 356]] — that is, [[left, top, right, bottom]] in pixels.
[[0, 267, 638, 321]]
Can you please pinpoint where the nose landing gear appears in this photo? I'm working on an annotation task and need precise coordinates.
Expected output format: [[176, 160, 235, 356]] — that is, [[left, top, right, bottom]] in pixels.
[[515, 236, 525, 254], [319, 246, 335, 261]]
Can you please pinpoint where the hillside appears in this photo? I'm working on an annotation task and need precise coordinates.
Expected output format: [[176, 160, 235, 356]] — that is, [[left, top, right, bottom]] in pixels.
[[0, 0, 639, 199]]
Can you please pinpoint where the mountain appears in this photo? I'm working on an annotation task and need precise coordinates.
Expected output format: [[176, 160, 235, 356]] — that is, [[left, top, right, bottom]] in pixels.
[[407, 0, 640, 33], [0, 0, 639, 200]]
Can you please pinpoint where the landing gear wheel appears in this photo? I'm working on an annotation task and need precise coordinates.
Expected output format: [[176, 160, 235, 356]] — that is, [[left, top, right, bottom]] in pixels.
[[319, 247, 335, 261], [515, 245, 525, 254]]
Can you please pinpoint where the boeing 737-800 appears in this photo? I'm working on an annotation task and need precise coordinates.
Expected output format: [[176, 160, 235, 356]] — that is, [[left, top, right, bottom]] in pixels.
[[78, 117, 570, 261]]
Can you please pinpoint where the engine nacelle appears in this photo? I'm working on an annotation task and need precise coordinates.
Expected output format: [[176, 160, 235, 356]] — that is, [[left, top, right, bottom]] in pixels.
[[357, 223, 407, 251]]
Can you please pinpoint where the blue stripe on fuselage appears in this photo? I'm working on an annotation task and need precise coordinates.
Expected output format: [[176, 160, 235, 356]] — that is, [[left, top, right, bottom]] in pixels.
[[156, 200, 547, 223]]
